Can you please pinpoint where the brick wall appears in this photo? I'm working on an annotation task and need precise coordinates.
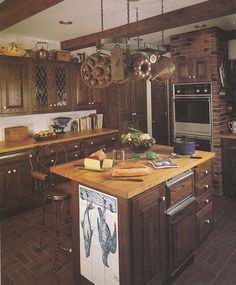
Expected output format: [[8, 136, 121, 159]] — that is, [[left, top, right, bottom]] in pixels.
[[170, 27, 232, 196]]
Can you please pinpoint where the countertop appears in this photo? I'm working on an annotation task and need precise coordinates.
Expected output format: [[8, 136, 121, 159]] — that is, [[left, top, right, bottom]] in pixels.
[[0, 129, 118, 155], [50, 145, 215, 199]]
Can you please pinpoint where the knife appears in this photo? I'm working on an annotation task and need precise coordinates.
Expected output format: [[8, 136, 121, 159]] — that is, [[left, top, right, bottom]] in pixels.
[[108, 177, 144, 182]]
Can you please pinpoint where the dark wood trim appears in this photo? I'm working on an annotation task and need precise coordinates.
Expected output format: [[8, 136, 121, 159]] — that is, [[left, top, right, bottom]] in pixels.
[[226, 29, 236, 40], [61, 0, 236, 50], [0, 0, 64, 31]]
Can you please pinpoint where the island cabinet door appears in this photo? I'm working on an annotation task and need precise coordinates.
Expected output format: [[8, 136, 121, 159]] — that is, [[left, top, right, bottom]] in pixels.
[[166, 197, 196, 278], [130, 184, 167, 285]]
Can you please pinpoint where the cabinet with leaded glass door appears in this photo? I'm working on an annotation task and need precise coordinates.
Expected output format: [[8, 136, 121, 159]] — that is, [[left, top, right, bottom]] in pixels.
[[31, 60, 71, 112], [0, 55, 29, 115]]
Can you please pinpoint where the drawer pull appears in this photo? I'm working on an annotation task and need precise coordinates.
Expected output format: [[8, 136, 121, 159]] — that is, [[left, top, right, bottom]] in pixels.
[[51, 159, 54, 163], [75, 145, 78, 148], [7, 170, 11, 174], [161, 196, 166, 201], [75, 154, 78, 157], [29, 154, 33, 158], [103, 147, 106, 151], [205, 199, 209, 204], [204, 184, 209, 190], [204, 169, 209, 175], [204, 219, 210, 224], [112, 137, 115, 140], [13, 169, 17, 173], [90, 141, 94, 145]]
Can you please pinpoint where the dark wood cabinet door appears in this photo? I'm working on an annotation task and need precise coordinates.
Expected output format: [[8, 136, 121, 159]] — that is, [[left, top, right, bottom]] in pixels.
[[194, 56, 211, 82], [0, 164, 13, 217], [222, 139, 236, 198], [167, 197, 196, 277], [131, 185, 167, 285], [1, 57, 29, 114], [151, 80, 169, 145], [130, 80, 147, 114], [174, 59, 193, 83], [131, 113, 147, 133], [117, 80, 131, 115]]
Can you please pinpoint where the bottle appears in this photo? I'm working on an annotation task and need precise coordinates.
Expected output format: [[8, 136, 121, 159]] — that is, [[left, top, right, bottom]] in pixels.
[[120, 149, 125, 161], [112, 149, 117, 160]]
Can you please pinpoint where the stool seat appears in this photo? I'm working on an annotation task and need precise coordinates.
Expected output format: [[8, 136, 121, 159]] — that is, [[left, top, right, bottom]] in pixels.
[[47, 182, 71, 201]]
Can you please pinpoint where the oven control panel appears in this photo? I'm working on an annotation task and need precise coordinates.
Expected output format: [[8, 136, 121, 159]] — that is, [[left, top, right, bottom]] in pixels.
[[174, 83, 212, 96]]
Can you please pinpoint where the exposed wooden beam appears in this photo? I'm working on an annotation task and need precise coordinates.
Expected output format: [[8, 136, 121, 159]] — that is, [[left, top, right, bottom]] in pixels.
[[0, 0, 64, 31], [226, 29, 236, 40], [61, 0, 236, 51]]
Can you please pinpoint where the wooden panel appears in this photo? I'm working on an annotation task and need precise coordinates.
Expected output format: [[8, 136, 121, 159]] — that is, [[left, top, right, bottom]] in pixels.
[[194, 160, 213, 182], [131, 185, 167, 285], [196, 201, 214, 243], [196, 191, 213, 212], [61, 0, 236, 50], [0, 0, 64, 31], [195, 176, 213, 197]]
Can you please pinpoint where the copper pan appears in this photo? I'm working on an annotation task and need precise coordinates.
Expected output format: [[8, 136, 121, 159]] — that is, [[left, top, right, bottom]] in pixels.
[[150, 56, 175, 81]]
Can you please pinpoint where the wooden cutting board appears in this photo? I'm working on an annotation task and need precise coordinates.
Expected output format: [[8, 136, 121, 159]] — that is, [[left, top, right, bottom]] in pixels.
[[111, 46, 125, 81]]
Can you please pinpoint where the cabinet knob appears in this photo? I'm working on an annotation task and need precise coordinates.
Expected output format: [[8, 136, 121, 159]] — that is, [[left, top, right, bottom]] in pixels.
[[204, 169, 209, 175], [188, 75, 191, 79], [205, 199, 209, 204], [29, 154, 33, 158], [92, 102, 94, 105], [7, 170, 11, 174], [112, 137, 115, 141], [13, 169, 17, 173], [75, 145, 78, 148], [53, 104, 57, 107], [192, 75, 196, 79], [3, 106, 7, 109], [49, 104, 53, 107], [51, 159, 54, 163], [89, 102, 91, 105], [103, 147, 106, 151], [204, 219, 210, 224], [90, 141, 94, 145], [204, 184, 209, 190], [75, 154, 78, 157], [161, 196, 166, 201]]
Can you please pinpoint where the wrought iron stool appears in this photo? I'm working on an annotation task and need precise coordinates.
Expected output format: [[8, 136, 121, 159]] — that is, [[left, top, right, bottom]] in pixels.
[[29, 143, 72, 271]]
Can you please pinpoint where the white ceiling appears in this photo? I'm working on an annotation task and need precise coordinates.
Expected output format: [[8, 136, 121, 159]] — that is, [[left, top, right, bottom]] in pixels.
[[1, 0, 236, 49]]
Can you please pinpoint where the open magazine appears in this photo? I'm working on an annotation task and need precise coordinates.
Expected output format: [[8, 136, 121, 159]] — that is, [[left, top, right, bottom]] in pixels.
[[149, 158, 178, 169]]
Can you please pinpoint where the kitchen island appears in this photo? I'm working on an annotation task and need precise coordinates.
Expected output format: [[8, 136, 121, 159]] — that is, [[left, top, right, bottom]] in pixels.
[[51, 145, 215, 285]]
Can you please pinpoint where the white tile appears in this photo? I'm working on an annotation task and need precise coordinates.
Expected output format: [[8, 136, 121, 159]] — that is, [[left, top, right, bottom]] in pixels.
[[80, 257, 92, 282], [105, 273, 120, 285], [92, 265, 105, 285]]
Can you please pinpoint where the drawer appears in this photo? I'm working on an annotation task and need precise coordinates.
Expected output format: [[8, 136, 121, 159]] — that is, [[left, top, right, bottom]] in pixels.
[[196, 201, 214, 242], [166, 170, 194, 208], [195, 160, 213, 182], [63, 141, 81, 152], [196, 191, 213, 211], [67, 150, 82, 161], [195, 175, 213, 197], [84, 134, 117, 147]]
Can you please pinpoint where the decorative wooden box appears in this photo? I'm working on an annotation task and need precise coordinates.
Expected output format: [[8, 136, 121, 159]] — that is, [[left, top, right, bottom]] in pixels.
[[56, 50, 70, 61], [5, 126, 28, 142]]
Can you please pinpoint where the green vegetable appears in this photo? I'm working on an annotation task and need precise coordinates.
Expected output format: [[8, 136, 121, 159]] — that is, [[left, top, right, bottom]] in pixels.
[[145, 151, 158, 160]]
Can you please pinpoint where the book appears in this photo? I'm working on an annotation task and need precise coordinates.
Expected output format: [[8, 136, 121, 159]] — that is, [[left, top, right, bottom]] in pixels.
[[149, 158, 178, 169]]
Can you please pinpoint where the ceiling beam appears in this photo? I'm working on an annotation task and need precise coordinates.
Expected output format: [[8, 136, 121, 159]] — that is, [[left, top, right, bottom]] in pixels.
[[61, 0, 236, 51], [0, 0, 64, 31]]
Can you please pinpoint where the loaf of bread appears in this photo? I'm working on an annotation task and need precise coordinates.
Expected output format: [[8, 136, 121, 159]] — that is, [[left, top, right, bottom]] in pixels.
[[110, 163, 151, 177], [89, 149, 106, 161]]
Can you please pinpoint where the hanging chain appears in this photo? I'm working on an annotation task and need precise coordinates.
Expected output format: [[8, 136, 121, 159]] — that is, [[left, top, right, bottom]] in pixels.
[[127, 0, 130, 24], [136, 7, 140, 50], [101, 0, 104, 32], [161, 0, 164, 46]]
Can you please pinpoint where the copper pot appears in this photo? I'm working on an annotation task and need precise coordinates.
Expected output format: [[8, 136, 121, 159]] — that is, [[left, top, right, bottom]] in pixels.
[[128, 53, 151, 80], [150, 55, 175, 81], [35, 42, 49, 59]]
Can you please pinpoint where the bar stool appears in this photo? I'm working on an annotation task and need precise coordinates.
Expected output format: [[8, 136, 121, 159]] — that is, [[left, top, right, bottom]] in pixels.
[[29, 143, 72, 271]]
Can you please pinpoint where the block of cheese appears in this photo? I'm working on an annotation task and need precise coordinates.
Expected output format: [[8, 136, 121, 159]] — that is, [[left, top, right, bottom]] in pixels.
[[84, 158, 101, 170], [102, 159, 114, 169]]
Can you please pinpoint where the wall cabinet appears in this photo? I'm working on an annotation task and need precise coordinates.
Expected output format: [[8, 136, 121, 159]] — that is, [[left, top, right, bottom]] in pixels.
[[0, 56, 29, 114], [174, 56, 211, 83], [0, 152, 39, 219], [31, 60, 71, 113], [222, 138, 236, 198], [130, 185, 167, 285]]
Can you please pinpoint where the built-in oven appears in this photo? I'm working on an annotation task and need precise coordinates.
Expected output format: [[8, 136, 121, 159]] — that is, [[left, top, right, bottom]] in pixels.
[[173, 82, 212, 137], [173, 83, 212, 146]]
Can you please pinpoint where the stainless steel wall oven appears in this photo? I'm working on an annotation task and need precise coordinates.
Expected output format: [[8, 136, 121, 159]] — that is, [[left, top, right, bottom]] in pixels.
[[173, 83, 212, 151]]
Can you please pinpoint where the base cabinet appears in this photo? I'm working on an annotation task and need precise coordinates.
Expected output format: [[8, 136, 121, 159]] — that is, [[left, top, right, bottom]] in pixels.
[[222, 138, 236, 198], [130, 185, 167, 285], [0, 152, 39, 219]]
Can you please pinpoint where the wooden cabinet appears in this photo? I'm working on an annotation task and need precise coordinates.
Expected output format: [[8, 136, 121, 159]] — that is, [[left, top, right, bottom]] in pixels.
[[0, 152, 39, 219], [0, 56, 29, 114], [130, 184, 167, 285], [166, 197, 196, 277], [194, 160, 214, 243], [174, 56, 211, 83], [72, 63, 103, 110], [83, 133, 118, 157], [222, 138, 236, 198], [104, 79, 147, 134], [31, 60, 71, 112]]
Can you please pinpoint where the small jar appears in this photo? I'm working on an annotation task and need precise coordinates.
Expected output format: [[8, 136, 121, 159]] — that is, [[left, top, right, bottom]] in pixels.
[[70, 120, 78, 132]]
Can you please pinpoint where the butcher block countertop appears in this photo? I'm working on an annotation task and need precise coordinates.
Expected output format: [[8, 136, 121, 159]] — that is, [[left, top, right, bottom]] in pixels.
[[0, 129, 118, 155], [51, 145, 215, 199]]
